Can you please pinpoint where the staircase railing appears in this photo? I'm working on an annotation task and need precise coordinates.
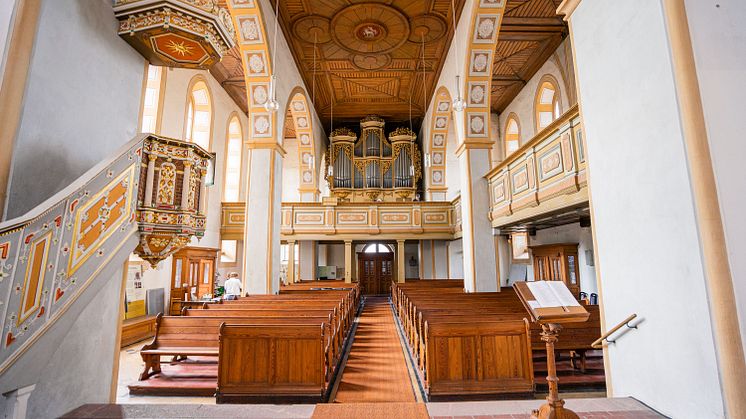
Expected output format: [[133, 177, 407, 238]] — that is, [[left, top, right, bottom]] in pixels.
[[0, 134, 213, 373]]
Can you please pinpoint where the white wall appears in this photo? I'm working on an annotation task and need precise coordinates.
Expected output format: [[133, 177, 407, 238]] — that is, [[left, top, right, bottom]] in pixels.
[[281, 135, 301, 202], [447, 239, 464, 280], [493, 39, 574, 166], [521, 223, 597, 295], [5, 0, 144, 219], [572, 2, 724, 417], [685, 0, 746, 356]]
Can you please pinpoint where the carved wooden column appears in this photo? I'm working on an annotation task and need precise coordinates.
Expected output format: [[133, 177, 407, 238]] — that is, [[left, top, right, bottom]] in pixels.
[[143, 153, 157, 207], [344, 240, 352, 284], [397, 239, 406, 283], [287, 240, 296, 284], [532, 323, 580, 419], [181, 160, 192, 210]]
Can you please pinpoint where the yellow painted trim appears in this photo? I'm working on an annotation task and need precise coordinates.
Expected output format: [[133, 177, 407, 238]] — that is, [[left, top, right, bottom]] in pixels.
[[0, 0, 42, 220], [246, 141, 287, 156], [455, 139, 494, 157], [557, 0, 582, 21], [110, 259, 129, 402], [662, 2, 746, 416]]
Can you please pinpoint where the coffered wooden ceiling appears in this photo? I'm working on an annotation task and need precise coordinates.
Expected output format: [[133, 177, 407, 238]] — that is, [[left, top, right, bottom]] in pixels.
[[211, 0, 567, 127], [274, 0, 466, 131], [492, 0, 567, 112]]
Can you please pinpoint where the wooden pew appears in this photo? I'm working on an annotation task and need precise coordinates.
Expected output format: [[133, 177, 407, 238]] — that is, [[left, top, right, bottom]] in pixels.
[[424, 318, 534, 398], [139, 315, 333, 382], [217, 323, 328, 403]]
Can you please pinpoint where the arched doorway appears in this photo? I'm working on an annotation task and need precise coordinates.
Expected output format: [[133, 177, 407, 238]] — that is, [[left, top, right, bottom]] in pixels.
[[358, 243, 393, 295]]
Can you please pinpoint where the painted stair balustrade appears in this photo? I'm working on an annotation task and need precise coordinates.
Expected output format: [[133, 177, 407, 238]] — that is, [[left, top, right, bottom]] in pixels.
[[0, 134, 213, 374]]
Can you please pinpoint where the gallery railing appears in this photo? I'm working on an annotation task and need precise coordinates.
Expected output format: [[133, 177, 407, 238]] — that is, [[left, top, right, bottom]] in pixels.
[[484, 105, 586, 225]]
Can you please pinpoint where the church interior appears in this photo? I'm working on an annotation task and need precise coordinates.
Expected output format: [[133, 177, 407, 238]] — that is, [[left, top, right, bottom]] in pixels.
[[0, 0, 744, 418]]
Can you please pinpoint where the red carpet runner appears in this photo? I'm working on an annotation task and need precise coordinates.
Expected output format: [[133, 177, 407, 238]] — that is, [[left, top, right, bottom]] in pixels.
[[331, 296, 417, 403]]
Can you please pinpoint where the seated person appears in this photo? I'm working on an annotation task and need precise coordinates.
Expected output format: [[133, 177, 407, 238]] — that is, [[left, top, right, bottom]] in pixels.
[[224, 272, 242, 300]]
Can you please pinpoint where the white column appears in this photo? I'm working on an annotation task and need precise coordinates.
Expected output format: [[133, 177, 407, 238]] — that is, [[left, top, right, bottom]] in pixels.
[[457, 146, 498, 292], [565, 2, 735, 416], [242, 146, 283, 294], [3, 384, 35, 419]]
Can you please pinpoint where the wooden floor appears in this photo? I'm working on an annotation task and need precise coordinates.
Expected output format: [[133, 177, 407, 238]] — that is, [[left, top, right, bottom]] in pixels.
[[332, 296, 417, 403]]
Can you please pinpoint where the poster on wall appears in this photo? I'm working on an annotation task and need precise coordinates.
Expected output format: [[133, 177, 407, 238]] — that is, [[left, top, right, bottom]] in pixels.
[[125, 262, 146, 319], [511, 232, 530, 263]]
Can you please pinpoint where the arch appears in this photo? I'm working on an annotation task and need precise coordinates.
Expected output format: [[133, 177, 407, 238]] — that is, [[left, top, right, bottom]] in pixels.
[[363, 243, 393, 253], [460, 2, 507, 148], [283, 86, 318, 200], [183, 75, 214, 150], [225, 1, 277, 148], [533, 74, 562, 132], [223, 112, 244, 202], [427, 86, 452, 199], [504, 112, 521, 157]]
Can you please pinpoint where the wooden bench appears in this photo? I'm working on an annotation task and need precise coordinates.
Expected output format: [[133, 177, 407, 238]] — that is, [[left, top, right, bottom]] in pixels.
[[139, 314, 332, 381], [217, 323, 329, 403]]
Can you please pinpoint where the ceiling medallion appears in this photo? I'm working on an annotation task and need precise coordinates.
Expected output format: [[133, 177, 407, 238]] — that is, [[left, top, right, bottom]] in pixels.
[[331, 3, 410, 55], [354, 22, 386, 42], [352, 54, 392, 71], [408, 14, 448, 43], [292, 15, 332, 44]]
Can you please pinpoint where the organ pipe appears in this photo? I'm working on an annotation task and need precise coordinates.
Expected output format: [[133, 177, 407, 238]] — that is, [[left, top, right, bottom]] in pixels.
[[327, 115, 421, 202]]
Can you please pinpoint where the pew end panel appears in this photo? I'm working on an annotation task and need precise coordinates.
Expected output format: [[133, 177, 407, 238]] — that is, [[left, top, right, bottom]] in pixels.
[[425, 319, 534, 399], [217, 323, 328, 404]]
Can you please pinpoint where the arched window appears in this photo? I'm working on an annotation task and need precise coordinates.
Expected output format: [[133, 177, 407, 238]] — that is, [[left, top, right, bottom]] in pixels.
[[363, 243, 392, 253], [140, 65, 164, 133], [504, 114, 521, 156], [223, 115, 243, 202], [534, 76, 562, 131], [185, 78, 212, 150]]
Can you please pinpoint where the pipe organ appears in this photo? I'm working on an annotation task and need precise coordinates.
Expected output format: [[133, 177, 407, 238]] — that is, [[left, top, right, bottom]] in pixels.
[[325, 116, 422, 202]]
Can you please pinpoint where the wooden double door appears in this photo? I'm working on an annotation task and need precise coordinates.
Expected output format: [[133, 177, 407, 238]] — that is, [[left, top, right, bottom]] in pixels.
[[358, 253, 393, 295]]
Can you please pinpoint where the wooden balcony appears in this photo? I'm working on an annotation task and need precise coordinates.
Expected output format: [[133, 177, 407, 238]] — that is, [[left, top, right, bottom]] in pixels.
[[221, 199, 461, 241], [484, 105, 588, 228]]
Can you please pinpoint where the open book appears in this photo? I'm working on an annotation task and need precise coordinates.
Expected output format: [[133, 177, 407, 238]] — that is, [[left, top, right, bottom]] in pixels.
[[513, 281, 588, 323], [526, 281, 580, 310]]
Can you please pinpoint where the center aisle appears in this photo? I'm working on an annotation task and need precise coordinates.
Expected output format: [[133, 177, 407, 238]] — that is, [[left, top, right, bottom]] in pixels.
[[332, 296, 417, 403]]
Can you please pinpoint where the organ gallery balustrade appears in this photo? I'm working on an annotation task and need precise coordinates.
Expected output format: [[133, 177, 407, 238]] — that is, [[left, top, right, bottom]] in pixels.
[[221, 198, 463, 241], [485, 105, 587, 227]]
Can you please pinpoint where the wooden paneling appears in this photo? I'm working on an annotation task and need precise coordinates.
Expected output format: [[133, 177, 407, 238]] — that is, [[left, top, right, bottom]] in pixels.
[[272, 0, 466, 128], [486, 106, 586, 226], [121, 315, 157, 347]]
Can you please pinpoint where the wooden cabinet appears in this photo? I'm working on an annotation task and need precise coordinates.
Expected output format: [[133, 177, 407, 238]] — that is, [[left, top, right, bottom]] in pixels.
[[530, 243, 581, 298], [170, 247, 219, 315]]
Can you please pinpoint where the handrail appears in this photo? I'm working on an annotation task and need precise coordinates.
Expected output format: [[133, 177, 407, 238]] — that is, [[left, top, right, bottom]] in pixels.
[[591, 313, 638, 349]]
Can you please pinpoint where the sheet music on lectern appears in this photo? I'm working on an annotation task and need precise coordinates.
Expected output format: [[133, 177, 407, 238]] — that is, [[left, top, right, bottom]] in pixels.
[[526, 281, 580, 308]]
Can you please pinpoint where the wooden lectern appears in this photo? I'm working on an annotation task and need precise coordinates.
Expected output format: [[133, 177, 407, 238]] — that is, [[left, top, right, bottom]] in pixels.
[[513, 281, 590, 419]]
